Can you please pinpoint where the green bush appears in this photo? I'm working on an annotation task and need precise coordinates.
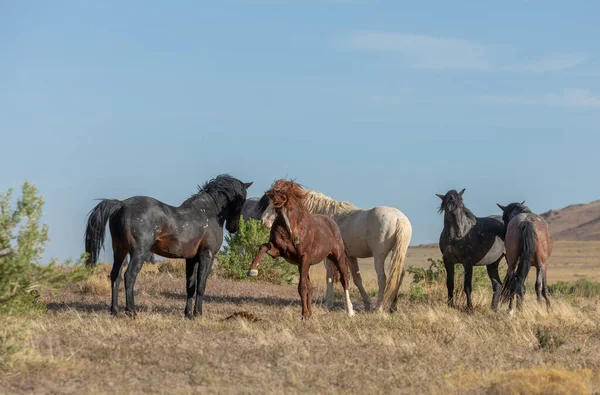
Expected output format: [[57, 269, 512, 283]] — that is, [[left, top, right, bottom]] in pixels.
[[408, 258, 493, 288], [216, 217, 297, 284], [0, 182, 89, 315]]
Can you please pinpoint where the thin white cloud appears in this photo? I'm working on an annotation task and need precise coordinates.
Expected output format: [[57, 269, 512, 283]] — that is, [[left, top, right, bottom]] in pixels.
[[349, 32, 490, 70], [505, 55, 587, 72], [347, 31, 585, 72], [478, 89, 600, 109]]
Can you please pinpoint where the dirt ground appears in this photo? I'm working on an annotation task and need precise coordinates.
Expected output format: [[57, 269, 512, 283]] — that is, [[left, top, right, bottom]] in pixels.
[[1, 250, 600, 394]]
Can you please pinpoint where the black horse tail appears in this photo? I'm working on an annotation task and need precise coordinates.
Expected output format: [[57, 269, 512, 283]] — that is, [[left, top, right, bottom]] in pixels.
[[502, 221, 536, 303], [84, 199, 123, 266]]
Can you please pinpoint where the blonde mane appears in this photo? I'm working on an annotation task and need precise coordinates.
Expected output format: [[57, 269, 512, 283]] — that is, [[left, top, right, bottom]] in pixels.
[[303, 190, 358, 217]]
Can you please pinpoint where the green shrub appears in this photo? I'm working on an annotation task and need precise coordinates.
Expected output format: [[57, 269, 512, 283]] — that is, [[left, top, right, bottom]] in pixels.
[[216, 217, 297, 284], [408, 258, 491, 288], [535, 326, 565, 353], [0, 182, 90, 315]]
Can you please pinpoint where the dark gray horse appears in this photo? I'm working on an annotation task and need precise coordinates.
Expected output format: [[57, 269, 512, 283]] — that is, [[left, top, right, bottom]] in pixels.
[[84, 175, 252, 317], [437, 189, 506, 311], [241, 194, 269, 221]]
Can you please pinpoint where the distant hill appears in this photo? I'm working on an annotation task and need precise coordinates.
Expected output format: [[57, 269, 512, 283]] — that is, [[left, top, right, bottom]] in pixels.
[[542, 200, 600, 241]]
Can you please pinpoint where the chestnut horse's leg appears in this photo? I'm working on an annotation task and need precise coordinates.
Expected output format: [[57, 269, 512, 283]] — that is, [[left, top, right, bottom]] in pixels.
[[329, 253, 355, 317], [110, 247, 127, 316], [298, 257, 311, 319], [324, 258, 335, 309], [247, 242, 280, 277], [541, 264, 551, 311], [184, 257, 198, 318], [347, 256, 371, 312]]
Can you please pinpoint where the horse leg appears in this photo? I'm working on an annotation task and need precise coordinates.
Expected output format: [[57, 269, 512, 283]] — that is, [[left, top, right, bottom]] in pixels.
[[374, 254, 387, 311], [486, 259, 502, 312], [542, 264, 551, 311], [464, 264, 474, 312], [124, 251, 145, 316], [184, 257, 198, 318], [248, 242, 280, 277], [347, 256, 371, 312], [306, 270, 314, 319], [110, 248, 127, 316], [194, 250, 214, 317], [324, 258, 335, 309], [535, 266, 543, 305], [444, 258, 455, 308], [298, 257, 311, 319], [329, 253, 355, 317]]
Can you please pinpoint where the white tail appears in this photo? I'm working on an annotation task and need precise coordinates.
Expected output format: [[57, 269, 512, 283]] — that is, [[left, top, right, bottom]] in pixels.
[[381, 215, 412, 311]]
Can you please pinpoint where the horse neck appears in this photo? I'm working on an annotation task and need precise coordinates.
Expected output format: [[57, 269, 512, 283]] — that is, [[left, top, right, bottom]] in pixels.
[[444, 208, 476, 239], [304, 191, 356, 219], [182, 192, 229, 222], [279, 201, 308, 231]]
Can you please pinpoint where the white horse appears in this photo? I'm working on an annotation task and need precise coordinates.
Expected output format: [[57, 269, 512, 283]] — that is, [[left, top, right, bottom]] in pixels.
[[261, 190, 412, 312]]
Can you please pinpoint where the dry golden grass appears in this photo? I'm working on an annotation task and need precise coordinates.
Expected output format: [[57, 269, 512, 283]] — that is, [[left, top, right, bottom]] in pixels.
[[1, 262, 600, 394]]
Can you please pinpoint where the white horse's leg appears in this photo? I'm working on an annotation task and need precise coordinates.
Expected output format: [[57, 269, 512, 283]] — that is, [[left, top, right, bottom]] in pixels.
[[324, 258, 335, 309], [347, 256, 371, 311], [374, 254, 387, 311]]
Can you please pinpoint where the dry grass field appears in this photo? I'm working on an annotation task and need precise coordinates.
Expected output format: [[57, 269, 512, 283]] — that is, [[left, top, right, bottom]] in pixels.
[[1, 242, 600, 394]]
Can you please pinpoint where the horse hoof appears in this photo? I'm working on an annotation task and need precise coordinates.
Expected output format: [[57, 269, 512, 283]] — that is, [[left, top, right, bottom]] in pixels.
[[248, 269, 259, 277], [347, 310, 356, 318]]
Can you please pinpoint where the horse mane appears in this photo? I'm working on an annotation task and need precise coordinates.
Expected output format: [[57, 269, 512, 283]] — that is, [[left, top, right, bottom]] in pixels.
[[184, 174, 245, 207], [266, 179, 308, 212], [303, 190, 358, 216], [506, 202, 532, 215], [257, 194, 270, 213], [438, 190, 477, 221]]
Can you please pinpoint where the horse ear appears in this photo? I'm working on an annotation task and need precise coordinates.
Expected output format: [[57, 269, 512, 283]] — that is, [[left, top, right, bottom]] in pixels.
[[521, 200, 526, 205], [244, 182, 253, 189], [458, 189, 466, 198], [497, 203, 506, 211], [435, 194, 445, 200]]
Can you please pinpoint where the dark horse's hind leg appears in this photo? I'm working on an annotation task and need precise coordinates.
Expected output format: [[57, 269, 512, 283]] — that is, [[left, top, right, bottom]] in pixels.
[[124, 251, 145, 316], [184, 257, 198, 318], [464, 264, 474, 312], [486, 259, 502, 312], [444, 258, 455, 307], [110, 247, 127, 316]]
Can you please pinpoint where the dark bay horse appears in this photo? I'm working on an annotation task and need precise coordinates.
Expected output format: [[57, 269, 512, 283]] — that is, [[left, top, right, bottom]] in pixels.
[[247, 179, 355, 319], [437, 189, 506, 311], [497, 202, 553, 312], [84, 174, 252, 317]]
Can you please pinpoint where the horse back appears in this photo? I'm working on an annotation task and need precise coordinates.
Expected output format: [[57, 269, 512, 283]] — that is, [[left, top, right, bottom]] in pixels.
[[506, 213, 553, 264]]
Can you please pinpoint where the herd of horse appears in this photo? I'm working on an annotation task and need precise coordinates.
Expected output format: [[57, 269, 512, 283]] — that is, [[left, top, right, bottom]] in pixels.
[[84, 174, 553, 319]]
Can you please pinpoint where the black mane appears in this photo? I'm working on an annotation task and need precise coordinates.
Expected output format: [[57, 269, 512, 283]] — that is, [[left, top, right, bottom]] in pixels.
[[502, 202, 532, 225], [257, 194, 270, 212], [185, 174, 245, 207], [438, 189, 477, 221]]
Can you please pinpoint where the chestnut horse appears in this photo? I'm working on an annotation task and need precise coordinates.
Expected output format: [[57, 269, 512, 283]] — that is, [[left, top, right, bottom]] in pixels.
[[497, 202, 553, 312], [247, 180, 355, 319]]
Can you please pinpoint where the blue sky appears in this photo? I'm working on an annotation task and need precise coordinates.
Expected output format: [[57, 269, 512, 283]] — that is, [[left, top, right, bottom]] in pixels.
[[1, 0, 599, 262]]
